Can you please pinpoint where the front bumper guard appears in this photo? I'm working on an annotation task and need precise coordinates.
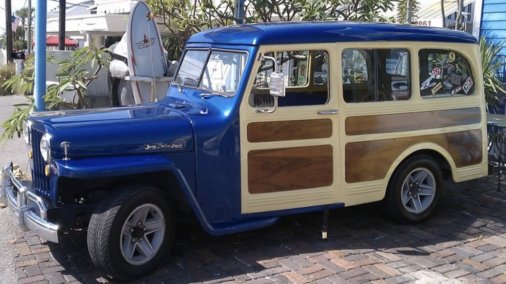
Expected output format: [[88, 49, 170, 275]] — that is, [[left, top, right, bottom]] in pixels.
[[0, 164, 59, 243]]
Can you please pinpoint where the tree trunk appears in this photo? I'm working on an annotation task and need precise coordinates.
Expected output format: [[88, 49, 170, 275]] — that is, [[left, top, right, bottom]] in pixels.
[[455, 0, 463, 30], [441, 0, 446, 28]]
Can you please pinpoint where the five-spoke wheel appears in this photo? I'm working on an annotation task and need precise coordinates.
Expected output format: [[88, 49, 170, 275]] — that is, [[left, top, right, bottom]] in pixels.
[[383, 155, 443, 223], [87, 186, 174, 280]]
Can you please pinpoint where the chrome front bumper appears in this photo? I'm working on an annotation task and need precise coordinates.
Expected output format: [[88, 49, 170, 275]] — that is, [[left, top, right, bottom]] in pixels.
[[1, 164, 59, 243]]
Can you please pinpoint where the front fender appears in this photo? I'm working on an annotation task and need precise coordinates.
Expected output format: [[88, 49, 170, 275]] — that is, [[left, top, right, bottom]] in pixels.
[[54, 154, 178, 179]]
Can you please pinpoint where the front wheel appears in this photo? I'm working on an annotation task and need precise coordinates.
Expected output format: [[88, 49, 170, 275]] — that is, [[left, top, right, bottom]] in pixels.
[[87, 186, 174, 279], [383, 155, 443, 223]]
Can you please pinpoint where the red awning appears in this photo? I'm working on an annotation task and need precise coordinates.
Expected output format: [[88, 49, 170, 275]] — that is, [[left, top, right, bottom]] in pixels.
[[44, 36, 79, 47]]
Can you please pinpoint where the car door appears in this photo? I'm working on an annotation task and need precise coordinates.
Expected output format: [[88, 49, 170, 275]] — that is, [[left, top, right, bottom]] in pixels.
[[239, 45, 340, 214]]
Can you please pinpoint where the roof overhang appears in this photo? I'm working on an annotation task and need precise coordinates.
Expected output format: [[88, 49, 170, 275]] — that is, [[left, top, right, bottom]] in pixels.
[[47, 13, 129, 35]]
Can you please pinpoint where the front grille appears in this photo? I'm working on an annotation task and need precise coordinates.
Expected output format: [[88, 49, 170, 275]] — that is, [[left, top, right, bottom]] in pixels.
[[31, 128, 51, 198]]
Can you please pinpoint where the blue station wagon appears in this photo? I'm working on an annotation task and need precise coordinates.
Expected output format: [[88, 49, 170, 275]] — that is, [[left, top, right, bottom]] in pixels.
[[1, 22, 488, 279]]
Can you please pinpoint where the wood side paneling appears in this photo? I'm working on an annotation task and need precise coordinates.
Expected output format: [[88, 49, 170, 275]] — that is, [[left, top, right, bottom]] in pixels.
[[345, 130, 482, 183], [248, 119, 332, 143], [248, 145, 333, 194], [345, 107, 481, 135]]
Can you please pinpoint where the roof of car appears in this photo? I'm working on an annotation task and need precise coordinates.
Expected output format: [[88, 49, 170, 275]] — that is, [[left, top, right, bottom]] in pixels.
[[187, 22, 478, 46]]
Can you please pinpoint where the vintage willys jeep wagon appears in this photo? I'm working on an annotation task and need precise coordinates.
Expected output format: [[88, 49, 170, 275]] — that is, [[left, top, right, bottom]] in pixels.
[[2, 22, 488, 278]]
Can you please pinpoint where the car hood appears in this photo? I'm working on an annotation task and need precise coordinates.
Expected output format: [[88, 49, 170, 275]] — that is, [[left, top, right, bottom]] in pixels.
[[29, 105, 194, 159]]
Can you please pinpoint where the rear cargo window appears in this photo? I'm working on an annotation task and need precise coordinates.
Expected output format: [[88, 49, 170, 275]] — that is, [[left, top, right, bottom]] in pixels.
[[419, 49, 474, 97]]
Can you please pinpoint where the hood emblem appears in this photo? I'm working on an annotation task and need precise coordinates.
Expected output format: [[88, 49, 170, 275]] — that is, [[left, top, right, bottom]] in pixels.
[[61, 141, 71, 160], [144, 143, 184, 151]]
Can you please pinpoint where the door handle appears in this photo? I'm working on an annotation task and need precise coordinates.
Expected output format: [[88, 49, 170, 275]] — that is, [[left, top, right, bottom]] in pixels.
[[317, 109, 339, 115]]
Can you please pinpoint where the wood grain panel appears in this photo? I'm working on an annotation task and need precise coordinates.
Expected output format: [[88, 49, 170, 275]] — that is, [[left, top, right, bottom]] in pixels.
[[248, 119, 332, 143], [345, 107, 481, 135], [248, 145, 333, 194], [345, 130, 482, 183]]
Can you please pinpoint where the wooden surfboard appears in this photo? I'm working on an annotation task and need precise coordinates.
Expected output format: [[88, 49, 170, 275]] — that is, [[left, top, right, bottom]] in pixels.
[[126, 1, 170, 104]]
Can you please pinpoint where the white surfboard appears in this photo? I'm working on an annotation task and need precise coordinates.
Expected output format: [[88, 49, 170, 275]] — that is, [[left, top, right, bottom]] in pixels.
[[126, 1, 171, 104]]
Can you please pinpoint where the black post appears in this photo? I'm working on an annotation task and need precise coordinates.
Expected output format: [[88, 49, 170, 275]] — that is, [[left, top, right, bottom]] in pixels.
[[58, 0, 65, 50], [5, 0, 13, 63]]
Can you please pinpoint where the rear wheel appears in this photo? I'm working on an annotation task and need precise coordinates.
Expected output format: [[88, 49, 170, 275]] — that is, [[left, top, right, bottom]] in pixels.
[[383, 155, 443, 223], [87, 186, 174, 279]]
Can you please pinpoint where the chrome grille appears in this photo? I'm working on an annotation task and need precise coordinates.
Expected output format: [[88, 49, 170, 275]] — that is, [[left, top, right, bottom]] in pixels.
[[31, 128, 51, 198]]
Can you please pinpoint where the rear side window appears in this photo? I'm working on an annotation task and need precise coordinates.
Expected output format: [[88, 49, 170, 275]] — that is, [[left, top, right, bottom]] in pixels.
[[419, 49, 474, 97], [342, 48, 410, 103]]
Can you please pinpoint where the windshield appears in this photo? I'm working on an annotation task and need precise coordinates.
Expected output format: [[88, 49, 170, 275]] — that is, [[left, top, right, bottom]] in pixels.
[[175, 49, 248, 95]]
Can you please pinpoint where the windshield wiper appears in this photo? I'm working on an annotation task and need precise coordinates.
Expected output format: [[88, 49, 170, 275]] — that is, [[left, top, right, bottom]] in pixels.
[[200, 92, 234, 99]]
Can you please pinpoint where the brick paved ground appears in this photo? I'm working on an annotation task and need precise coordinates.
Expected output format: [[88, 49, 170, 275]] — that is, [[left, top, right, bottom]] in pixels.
[[10, 175, 506, 283]]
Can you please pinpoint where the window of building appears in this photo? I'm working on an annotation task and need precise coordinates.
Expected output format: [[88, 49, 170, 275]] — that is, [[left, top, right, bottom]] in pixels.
[[419, 49, 474, 97], [342, 48, 410, 103]]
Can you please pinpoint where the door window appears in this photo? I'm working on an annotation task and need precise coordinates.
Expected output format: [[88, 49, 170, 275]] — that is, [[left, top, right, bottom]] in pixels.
[[250, 50, 329, 107]]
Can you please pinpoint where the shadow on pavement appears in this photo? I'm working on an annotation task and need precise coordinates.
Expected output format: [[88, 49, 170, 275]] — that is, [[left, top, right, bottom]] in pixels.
[[46, 176, 506, 283]]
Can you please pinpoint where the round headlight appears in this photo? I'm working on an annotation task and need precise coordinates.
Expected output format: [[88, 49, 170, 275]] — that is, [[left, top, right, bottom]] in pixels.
[[40, 134, 52, 162], [23, 121, 32, 144]]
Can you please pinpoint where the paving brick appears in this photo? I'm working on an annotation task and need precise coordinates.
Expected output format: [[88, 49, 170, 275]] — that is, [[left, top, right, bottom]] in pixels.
[[490, 273, 506, 284], [462, 258, 490, 272], [324, 274, 347, 284], [15, 242, 32, 256], [247, 266, 290, 279], [384, 275, 415, 283], [471, 220, 488, 228], [279, 256, 313, 270], [478, 268, 504, 279], [348, 272, 380, 284], [470, 252, 496, 263], [16, 259, 39, 268], [397, 264, 423, 274], [24, 265, 43, 277], [329, 257, 357, 270], [15, 255, 37, 262], [407, 256, 444, 269], [443, 269, 471, 278], [305, 268, 334, 281], [477, 244, 501, 252], [41, 266, 65, 274], [451, 245, 483, 257], [269, 274, 291, 284], [281, 271, 308, 284], [316, 259, 345, 273], [484, 236, 506, 248], [372, 263, 402, 277], [374, 251, 402, 262], [45, 272, 65, 284], [337, 267, 368, 280], [18, 275, 46, 284], [30, 247, 50, 254], [387, 260, 409, 269], [62, 274, 77, 282], [483, 257, 506, 267], [26, 236, 41, 246], [308, 253, 331, 263], [16, 267, 28, 279]]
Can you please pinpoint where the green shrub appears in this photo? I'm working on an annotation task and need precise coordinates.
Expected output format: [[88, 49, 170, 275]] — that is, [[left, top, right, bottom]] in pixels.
[[0, 65, 16, 96]]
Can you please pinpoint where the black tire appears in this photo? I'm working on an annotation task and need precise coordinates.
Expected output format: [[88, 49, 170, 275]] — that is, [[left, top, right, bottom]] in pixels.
[[382, 155, 443, 223], [87, 186, 174, 280]]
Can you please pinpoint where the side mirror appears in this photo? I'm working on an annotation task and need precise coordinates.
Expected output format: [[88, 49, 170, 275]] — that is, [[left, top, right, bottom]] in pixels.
[[257, 56, 287, 113]]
